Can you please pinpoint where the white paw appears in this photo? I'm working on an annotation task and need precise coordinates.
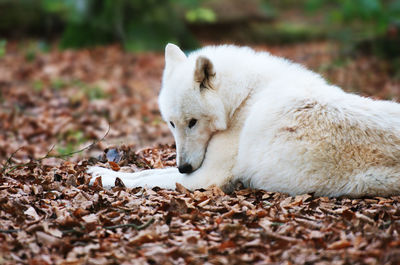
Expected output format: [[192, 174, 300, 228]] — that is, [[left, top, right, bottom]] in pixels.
[[87, 166, 117, 188]]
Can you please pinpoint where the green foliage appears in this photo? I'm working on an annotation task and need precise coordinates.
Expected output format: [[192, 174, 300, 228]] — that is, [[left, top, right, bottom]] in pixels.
[[305, 0, 400, 62], [22, 41, 50, 62], [33, 80, 44, 92], [0, 0, 203, 51], [250, 22, 324, 44], [85, 85, 106, 101], [50, 79, 108, 101], [305, 0, 400, 37], [50, 79, 67, 91], [71, 80, 106, 100], [0, 40, 6, 58], [34, 78, 107, 100], [185, 7, 216, 23], [40, 0, 201, 51], [57, 130, 87, 156]]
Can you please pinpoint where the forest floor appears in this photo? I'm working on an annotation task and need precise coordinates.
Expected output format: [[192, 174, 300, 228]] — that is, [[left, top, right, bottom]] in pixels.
[[1, 41, 400, 264]]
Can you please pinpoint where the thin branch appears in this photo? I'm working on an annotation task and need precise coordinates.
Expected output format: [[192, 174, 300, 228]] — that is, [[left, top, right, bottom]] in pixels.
[[104, 218, 155, 230], [2, 124, 111, 175], [0, 229, 20, 233], [0, 217, 154, 235], [61, 228, 83, 235], [1, 146, 26, 173]]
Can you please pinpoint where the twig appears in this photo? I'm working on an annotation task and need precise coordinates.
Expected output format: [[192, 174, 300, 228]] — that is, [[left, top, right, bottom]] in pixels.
[[61, 228, 84, 235], [0, 218, 154, 235], [1, 146, 25, 173], [262, 229, 301, 243], [1, 124, 110, 175], [104, 218, 155, 230], [0, 229, 20, 233], [1, 217, 153, 236]]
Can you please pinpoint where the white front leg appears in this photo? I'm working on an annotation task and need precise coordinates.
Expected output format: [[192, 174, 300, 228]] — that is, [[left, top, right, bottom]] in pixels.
[[87, 127, 240, 190], [87, 165, 209, 190], [117, 170, 186, 189], [87, 167, 178, 188]]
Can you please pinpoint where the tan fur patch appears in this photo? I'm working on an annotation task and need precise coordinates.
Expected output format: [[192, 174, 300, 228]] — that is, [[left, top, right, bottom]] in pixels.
[[277, 101, 400, 195]]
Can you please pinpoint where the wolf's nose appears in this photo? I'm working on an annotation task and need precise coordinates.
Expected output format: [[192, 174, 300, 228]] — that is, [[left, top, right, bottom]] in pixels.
[[178, 164, 193, 174]]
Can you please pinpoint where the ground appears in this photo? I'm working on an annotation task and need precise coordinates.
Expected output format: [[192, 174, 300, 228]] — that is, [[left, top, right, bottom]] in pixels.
[[1, 41, 400, 264]]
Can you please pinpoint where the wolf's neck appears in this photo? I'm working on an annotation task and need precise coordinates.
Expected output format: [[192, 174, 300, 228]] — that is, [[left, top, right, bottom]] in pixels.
[[217, 53, 324, 126], [218, 72, 261, 128]]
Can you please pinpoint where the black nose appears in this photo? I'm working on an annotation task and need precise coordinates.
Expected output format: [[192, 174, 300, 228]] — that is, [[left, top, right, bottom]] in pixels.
[[178, 164, 193, 174]]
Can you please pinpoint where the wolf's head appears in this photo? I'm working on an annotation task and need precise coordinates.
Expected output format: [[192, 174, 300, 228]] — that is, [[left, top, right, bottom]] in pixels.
[[158, 43, 227, 174]]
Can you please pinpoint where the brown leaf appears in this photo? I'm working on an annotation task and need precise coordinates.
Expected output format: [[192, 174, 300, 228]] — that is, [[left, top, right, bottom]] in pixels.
[[81, 214, 98, 224], [328, 239, 352, 250], [309, 230, 324, 239], [197, 198, 211, 207], [218, 240, 236, 250], [108, 161, 120, 171], [92, 176, 103, 188], [115, 177, 125, 187], [36, 231, 62, 246], [175, 182, 190, 195], [73, 208, 90, 218], [389, 240, 400, 247], [24, 207, 40, 221], [212, 185, 226, 196], [129, 231, 158, 245], [341, 209, 355, 220]]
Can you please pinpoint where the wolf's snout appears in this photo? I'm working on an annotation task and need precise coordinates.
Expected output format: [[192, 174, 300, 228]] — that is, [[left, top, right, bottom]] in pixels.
[[178, 164, 193, 174]]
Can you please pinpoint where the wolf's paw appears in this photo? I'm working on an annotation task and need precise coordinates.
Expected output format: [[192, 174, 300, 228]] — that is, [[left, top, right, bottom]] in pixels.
[[87, 166, 117, 188]]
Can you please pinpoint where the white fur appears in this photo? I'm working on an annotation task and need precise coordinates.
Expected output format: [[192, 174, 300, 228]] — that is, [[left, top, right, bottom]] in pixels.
[[88, 44, 400, 197]]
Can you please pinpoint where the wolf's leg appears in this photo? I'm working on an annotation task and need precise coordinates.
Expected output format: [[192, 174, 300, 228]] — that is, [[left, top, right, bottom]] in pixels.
[[88, 166, 177, 179], [108, 170, 188, 190], [88, 128, 240, 190], [107, 143, 236, 190], [87, 166, 178, 188], [87, 166, 198, 189]]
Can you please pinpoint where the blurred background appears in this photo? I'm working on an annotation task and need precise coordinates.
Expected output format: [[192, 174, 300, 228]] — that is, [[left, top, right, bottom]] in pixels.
[[0, 0, 399, 55], [1, 0, 400, 164]]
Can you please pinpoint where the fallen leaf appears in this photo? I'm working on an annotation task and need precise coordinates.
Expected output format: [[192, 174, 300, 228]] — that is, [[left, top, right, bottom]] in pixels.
[[108, 161, 120, 171], [24, 207, 40, 221], [36, 231, 62, 246], [82, 214, 98, 224], [328, 239, 352, 250]]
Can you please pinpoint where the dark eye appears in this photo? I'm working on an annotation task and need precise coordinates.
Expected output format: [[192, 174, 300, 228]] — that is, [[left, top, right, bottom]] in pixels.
[[188, 119, 197, 128], [170, 121, 175, 128]]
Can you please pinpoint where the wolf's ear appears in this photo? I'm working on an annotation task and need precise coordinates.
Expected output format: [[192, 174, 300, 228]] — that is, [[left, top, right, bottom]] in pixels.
[[165, 43, 186, 68], [195, 56, 215, 90]]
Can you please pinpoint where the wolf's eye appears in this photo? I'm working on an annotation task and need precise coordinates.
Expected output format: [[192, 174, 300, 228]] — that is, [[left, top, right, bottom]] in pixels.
[[188, 119, 197, 128], [170, 121, 175, 128]]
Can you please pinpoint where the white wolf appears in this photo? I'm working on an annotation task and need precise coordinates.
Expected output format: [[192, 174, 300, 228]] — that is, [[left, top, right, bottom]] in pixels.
[[88, 43, 400, 197]]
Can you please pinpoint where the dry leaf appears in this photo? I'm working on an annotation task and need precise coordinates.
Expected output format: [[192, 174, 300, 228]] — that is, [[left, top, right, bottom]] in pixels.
[[24, 207, 40, 221], [36, 231, 62, 246], [82, 214, 98, 224], [108, 161, 120, 171], [328, 239, 352, 250], [115, 177, 125, 187]]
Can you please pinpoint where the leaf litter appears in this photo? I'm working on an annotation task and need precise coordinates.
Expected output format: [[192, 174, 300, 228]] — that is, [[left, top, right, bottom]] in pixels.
[[1, 41, 400, 264]]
